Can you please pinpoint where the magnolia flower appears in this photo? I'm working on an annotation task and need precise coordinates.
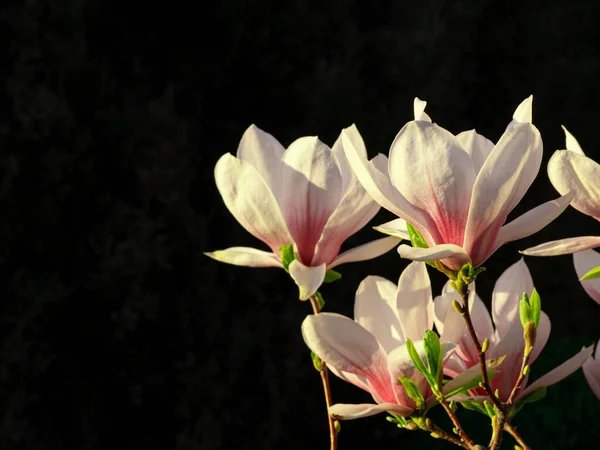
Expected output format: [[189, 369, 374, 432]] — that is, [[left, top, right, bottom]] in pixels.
[[522, 127, 600, 256], [343, 97, 571, 270], [573, 249, 600, 305], [435, 258, 593, 402], [301, 262, 476, 419], [583, 342, 600, 401], [205, 125, 400, 300]]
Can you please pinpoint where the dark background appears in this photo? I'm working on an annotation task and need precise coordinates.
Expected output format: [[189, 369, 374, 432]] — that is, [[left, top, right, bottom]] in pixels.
[[0, 0, 599, 449]]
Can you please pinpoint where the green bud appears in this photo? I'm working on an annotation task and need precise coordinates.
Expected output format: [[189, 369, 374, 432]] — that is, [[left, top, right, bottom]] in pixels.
[[453, 427, 459, 435], [523, 364, 530, 376], [430, 432, 441, 439], [334, 420, 341, 434], [452, 300, 463, 314], [311, 351, 323, 372], [406, 421, 419, 431], [481, 338, 490, 353]]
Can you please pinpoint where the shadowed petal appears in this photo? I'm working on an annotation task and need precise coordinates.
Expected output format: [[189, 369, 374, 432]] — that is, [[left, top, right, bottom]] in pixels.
[[396, 262, 434, 342], [455, 130, 494, 174], [530, 311, 551, 364], [329, 236, 400, 269], [521, 236, 600, 256], [433, 291, 466, 345], [583, 344, 600, 400], [204, 247, 282, 268], [574, 250, 600, 304], [387, 341, 430, 407], [289, 260, 326, 300], [373, 218, 411, 240], [329, 402, 413, 420]]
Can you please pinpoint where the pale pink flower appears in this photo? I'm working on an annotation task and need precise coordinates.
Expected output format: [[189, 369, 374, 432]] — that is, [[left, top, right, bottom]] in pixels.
[[301, 262, 478, 419], [205, 125, 400, 300], [435, 258, 593, 402], [522, 127, 600, 256], [583, 342, 600, 401], [573, 249, 600, 305], [343, 97, 571, 270]]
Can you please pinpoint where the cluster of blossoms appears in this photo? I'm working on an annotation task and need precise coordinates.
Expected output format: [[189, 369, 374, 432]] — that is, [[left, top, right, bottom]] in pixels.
[[207, 96, 599, 449]]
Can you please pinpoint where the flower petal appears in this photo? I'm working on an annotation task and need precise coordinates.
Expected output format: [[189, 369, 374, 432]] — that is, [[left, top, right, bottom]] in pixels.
[[329, 236, 401, 269], [433, 290, 466, 345], [204, 247, 282, 268], [354, 276, 405, 353], [396, 262, 434, 342], [388, 121, 476, 246], [512, 95, 533, 124], [521, 236, 600, 256], [470, 290, 495, 343], [301, 313, 396, 403], [289, 260, 326, 300], [329, 402, 413, 420], [215, 153, 292, 252], [583, 344, 600, 400], [331, 124, 368, 191], [387, 341, 430, 407], [397, 244, 471, 268], [548, 149, 600, 220], [236, 125, 285, 193], [414, 97, 432, 122], [373, 218, 411, 240], [455, 130, 494, 174], [491, 258, 534, 338], [519, 345, 594, 400], [574, 249, 600, 305], [464, 121, 542, 267], [311, 179, 381, 266], [281, 137, 343, 264], [561, 125, 585, 155], [530, 311, 551, 364]]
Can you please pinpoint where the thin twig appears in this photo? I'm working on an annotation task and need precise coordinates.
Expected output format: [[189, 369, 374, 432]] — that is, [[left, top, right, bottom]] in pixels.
[[439, 398, 476, 448], [506, 349, 530, 406], [423, 420, 472, 449], [309, 295, 338, 450], [505, 423, 532, 450]]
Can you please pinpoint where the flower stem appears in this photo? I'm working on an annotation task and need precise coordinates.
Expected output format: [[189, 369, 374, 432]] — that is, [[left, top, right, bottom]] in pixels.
[[309, 295, 338, 450], [417, 417, 472, 449], [505, 422, 532, 450]]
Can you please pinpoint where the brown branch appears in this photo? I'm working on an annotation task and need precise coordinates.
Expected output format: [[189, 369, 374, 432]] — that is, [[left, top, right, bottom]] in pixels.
[[505, 423, 532, 450], [439, 399, 476, 448]]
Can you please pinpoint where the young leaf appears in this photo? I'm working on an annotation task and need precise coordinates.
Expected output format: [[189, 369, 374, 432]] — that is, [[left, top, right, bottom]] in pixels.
[[311, 351, 323, 372], [399, 376, 425, 411], [519, 296, 533, 327], [406, 223, 436, 268], [315, 291, 325, 310], [279, 244, 296, 272], [529, 289, 541, 327], [581, 265, 600, 281], [460, 400, 488, 415], [323, 269, 342, 283], [424, 330, 442, 383]]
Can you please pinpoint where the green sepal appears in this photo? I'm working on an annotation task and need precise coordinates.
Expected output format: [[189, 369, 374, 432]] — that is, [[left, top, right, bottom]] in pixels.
[[311, 351, 323, 372], [279, 244, 296, 272], [399, 376, 425, 411], [529, 289, 541, 327], [509, 386, 547, 418], [323, 269, 342, 283], [581, 265, 600, 281]]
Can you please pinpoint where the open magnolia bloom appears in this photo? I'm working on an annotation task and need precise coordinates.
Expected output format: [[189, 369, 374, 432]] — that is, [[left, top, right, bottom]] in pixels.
[[583, 342, 600, 401], [301, 262, 480, 420], [205, 125, 400, 300], [435, 258, 593, 403], [522, 127, 600, 257], [343, 96, 572, 271]]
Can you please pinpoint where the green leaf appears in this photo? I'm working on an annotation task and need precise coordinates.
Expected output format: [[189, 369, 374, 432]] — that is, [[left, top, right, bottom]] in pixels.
[[483, 400, 496, 418], [406, 223, 436, 268], [399, 376, 425, 411], [323, 269, 342, 283], [460, 400, 488, 415], [406, 339, 436, 389], [529, 289, 541, 327], [581, 265, 600, 280], [519, 296, 532, 327], [510, 386, 547, 418], [279, 244, 296, 272], [315, 291, 325, 310], [311, 351, 323, 372], [424, 330, 442, 383]]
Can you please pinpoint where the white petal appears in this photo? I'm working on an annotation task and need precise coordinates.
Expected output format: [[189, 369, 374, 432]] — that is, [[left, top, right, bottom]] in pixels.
[[530, 311, 551, 364], [331, 124, 368, 191], [388, 121, 475, 246], [455, 130, 494, 174], [236, 125, 285, 192], [329, 402, 413, 420], [354, 276, 405, 353], [583, 347, 600, 400], [574, 250, 600, 305], [373, 218, 411, 240], [548, 149, 600, 220], [464, 121, 542, 266], [396, 262, 434, 342], [397, 244, 471, 267], [521, 236, 600, 256], [329, 236, 401, 269], [561, 126, 585, 155], [519, 346, 594, 399], [414, 97, 432, 122], [512, 95, 533, 123], [470, 290, 495, 343], [491, 258, 534, 338], [289, 260, 326, 300], [433, 290, 466, 345], [281, 137, 343, 264], [215, 153, 292, 252], [204, 247, 282, 268]]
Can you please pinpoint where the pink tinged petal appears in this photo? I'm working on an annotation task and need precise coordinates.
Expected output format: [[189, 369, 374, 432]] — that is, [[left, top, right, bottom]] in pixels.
[[583, 345, 600, 400], [301, 313, 396, 403], [373, 218, 411, 240], [330, 124, 368, 191], [342, 128, 435, 242], [561, 126, 585, 155], [327, 366, 370, 393], [397, 244, 471, 271], [521, 236, 600, 256], [530, 311, 551, 364], [488, 318, 526, 400], [281, 137, 343, 264], [469, 290, 495, 344], [311, 179, 381, 266], [354, 276, 405, 353], [574, 250, 600, 305], [519, 345, 594, 400], [512, 95, 533, 124], [329, 402, 414, 420], [387, 341, 431, 408], [443, 362, 492, 396], [492, 258, 534, 338], [455, 130, 494, 174], [491, 193, 573, 258], [288, 260, 326, 300], [388, 121, 476, 246], [396, 262, 434, 342], [236, 125, 285, 193], [548, 150, 600, 221], [433, 290, 466, 345], [414, 97, 432, 122], [214, 154, 292, 252], [329, 236, 401, 269], [204, 247, 282, 268]]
